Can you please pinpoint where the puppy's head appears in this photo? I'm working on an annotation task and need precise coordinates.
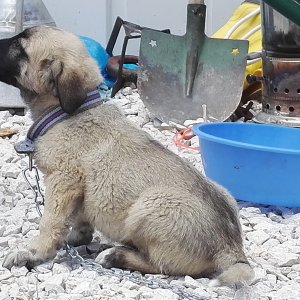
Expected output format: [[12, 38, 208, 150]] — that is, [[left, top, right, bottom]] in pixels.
[[0, 26, 102, 113]]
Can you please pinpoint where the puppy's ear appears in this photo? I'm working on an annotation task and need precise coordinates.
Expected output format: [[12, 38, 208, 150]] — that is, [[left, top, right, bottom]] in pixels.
[[41, 59, 86, 114]]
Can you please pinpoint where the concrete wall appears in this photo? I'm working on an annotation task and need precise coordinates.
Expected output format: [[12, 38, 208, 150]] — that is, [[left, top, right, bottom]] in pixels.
[[43, 0, 243, 54], [43, 0, 110, 43]]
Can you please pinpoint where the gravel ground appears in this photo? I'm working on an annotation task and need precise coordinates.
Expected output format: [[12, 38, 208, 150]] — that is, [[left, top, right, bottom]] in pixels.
[[1, 88, 300, 300]]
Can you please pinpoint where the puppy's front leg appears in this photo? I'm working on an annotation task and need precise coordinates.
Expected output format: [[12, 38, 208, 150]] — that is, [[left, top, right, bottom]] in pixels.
[[3, 172, 83, 269]]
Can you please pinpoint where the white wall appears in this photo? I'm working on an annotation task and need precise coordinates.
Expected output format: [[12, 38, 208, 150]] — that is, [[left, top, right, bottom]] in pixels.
[[43, 0, 243, 54], [43, 0, 110, 43]]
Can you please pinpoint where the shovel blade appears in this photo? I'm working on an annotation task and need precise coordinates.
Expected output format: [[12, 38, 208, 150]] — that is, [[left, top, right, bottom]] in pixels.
[[138, 29, 249, 123]]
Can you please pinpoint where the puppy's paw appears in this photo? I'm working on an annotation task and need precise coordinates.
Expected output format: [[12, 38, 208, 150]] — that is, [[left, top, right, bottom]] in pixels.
[[2, 250, 40, 270], [95, 247, 126, 269]]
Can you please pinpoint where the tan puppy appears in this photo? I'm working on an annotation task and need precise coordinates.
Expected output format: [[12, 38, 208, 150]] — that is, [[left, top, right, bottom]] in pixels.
[[0, 26, 254, 286]]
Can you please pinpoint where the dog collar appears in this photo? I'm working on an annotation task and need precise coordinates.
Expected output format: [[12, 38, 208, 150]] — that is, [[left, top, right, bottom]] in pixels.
[[15, 89, 103, 154]]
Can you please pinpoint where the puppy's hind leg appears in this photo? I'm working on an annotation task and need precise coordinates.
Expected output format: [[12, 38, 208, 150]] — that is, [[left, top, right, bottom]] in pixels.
[[2, 172, 83, 270], [95, 246, 160, 274], [67, 213, 94, 247]]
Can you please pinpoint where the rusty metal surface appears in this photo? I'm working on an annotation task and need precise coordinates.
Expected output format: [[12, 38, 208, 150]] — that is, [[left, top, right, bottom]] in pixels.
[[262, 55, 300, 114], [138, 4, 248, 124], [254, 2, 300, 127]]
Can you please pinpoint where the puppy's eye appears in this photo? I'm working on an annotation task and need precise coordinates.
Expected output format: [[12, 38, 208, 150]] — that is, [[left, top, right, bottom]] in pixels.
[[12, 39, 21, 48]]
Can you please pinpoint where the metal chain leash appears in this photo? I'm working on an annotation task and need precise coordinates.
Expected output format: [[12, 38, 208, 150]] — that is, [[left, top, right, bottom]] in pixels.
[[23, 154, 44, 217], [23, 155, 208, 300], [65, 243, 208, 300]]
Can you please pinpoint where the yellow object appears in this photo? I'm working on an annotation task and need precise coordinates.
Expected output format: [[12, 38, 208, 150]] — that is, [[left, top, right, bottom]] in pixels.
[[212, 2, 262, 90]]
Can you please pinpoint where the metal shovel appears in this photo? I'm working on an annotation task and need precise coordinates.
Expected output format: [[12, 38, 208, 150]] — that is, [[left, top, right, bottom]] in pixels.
[[138, 2, 249, 124]]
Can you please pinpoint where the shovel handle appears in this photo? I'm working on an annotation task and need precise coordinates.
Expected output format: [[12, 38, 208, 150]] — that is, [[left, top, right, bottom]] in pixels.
[[185, 3, 206, 97]]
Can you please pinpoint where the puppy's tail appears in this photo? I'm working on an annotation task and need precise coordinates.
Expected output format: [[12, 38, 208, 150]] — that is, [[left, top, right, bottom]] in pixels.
[[209, 261, 254, 287]]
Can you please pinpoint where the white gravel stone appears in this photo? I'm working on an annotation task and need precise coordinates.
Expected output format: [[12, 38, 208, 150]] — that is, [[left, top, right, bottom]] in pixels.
[[138, 286, 156, 299], [35, 265, 52, 274], [122, 87, 133, 96], [0, 237, 10, 247], [122, 279, 140, 290], [2, 224, 22, 236], [262, 238, 280, 249], [184, 275, 202, 288], [43, 274, 67, 293], [120, 287, 142, 299], [266, 273, 277, 286], [26, 211, 41, 224], [52, 262, 72, 274], [21, 222, 38, 235], [280, 267, 292, 276], [1, 89, 300, 300], [269, 283, 300, 300], [152, 288, 180, 299], [194, 288, 215, 299], [261, 250, 300, 267], [0, 111, 12, 124], [0, 291, 10, 300], [267, 212, 283, 223], [252, 267, 267, 284], [0, 271, 12, 282], [246, 230, 270, 244], [0, 140, 15, 163], [72, 281, 94, 296], [0, 190, 5, 202], [214, 287, 235, 299], [10, 266, 28, 277], [1, 163, 21, 179]]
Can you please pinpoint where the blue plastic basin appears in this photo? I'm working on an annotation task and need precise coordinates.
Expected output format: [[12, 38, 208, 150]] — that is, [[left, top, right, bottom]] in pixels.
[[192, 122, 300, 208]]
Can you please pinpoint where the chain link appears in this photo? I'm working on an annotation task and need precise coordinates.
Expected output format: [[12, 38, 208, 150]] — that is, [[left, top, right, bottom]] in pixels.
[[23, 154, 44, 217], [23, 155, 208, 300], [64, 245, 208, 300]]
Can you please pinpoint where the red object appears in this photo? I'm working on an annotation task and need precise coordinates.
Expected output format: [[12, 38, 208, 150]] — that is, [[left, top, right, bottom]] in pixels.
[[173, 128, 200, 151]]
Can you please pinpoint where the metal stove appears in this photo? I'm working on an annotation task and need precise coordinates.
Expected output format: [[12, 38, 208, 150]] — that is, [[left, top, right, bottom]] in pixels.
[[254, 2, 300, 126]]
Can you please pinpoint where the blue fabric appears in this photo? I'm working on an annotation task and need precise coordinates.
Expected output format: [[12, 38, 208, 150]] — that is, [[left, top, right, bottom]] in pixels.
[[80, 36, 116, 88], [123, 63, 139, 71]]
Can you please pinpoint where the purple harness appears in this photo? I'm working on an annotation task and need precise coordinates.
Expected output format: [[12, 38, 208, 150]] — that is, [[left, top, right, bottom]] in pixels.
[[15, 89, 103, 154]]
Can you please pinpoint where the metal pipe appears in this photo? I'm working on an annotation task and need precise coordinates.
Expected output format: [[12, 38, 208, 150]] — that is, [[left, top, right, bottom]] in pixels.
[[15, 0, 24, 34], [262, 0, 300, 27]]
